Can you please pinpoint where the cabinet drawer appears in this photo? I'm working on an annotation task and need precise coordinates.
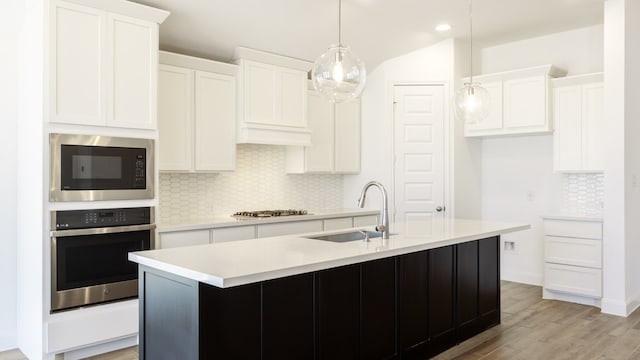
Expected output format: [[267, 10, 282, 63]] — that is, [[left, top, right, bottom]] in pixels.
[[257, 220, 323, 238], [544, 263, 601, 298], [353, 215, 378, 227], [323, 217, 353, 231], [159, 229, 210, 249], [543, 219, 602, 239], [212, 226, 256, 243], [544, 236, 601, 268]]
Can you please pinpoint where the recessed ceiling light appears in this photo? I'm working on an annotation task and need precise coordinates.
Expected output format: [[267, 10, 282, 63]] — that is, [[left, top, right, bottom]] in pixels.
[[435, 23, 452, 32]]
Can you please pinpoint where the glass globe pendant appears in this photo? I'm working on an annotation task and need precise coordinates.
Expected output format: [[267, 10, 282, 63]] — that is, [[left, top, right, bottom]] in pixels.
[[312, 44, 366, 102], [454, 82, 490, 124], [311, 0, 366, 103], [454, 0, 490, 123]]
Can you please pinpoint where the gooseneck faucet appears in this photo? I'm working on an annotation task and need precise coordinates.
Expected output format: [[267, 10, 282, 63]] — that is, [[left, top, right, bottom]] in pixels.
[[357, 181, 390, 239]]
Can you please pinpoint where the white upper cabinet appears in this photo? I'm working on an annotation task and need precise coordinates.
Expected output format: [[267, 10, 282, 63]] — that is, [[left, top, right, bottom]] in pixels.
[[234, 47, 312, 146], [464, 65, 567, 137], [552, 73, 604, 172], [286, 88, 361, 174], [158, 52, 238, 172], [50, 0, 167, 129]]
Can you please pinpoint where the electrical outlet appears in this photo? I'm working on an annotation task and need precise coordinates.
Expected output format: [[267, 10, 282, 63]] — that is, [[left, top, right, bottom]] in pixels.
[[504, 241, 515, 251]]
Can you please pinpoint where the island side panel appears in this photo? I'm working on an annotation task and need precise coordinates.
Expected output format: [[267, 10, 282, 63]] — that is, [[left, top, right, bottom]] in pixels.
[[139, 266, 199, 360]]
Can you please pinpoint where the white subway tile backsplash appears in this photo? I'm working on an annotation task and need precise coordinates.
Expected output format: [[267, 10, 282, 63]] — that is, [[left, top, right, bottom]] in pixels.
[[159, 144, 344, 221], [561, 173, 603, 215]]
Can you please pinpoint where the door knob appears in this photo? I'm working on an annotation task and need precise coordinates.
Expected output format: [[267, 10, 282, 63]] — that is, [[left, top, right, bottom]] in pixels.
[[436, 206, 444, 212]]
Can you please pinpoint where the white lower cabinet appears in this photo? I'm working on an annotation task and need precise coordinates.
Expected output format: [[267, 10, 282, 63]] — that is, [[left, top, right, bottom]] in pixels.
[[212, 226, 256, 243], [323, 217, 354, 231], [158, 229, 210, 249], [158, 214, 379, 248], [354, 215, 378, 227], [542, 217, 603, 306], [257, 220, 324, 238]]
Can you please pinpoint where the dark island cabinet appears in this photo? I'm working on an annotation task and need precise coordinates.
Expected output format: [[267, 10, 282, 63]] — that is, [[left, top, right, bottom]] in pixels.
[[138, 236, 500, 360], [456, 236, 500, 343]]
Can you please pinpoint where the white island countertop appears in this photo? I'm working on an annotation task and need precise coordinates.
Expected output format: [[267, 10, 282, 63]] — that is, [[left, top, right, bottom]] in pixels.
[[130, 218, 529, 288]]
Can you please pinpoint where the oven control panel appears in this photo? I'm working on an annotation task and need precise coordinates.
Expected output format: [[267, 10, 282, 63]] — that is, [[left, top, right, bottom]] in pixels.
[[53, 207, 152, 230]]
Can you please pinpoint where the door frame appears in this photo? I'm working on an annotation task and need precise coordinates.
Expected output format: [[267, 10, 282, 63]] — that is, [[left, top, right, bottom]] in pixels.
[[389, 81, 454, 221]]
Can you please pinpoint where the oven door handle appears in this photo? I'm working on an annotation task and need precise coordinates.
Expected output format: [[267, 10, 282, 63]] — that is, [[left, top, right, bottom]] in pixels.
[[50, 223, 156, 237]]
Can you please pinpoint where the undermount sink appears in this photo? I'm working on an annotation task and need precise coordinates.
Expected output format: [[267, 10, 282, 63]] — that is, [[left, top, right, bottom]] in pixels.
[[306, 230, 396, 243]]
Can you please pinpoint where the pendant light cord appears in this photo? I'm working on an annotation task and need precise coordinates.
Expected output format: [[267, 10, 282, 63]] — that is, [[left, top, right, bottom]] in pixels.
[[338, 0, 342, 47], [469, 0, 473, 83]]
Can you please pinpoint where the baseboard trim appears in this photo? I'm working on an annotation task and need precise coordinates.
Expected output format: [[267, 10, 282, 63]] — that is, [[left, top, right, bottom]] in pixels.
[[0, 331, 17, 352], [601, 297, 628, 316], [501, 271, 543, 286], [61, 335, 137, 360]]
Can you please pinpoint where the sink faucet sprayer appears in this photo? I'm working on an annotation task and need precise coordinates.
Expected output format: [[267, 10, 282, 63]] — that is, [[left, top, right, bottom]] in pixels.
[[357, 181, 390, 239]]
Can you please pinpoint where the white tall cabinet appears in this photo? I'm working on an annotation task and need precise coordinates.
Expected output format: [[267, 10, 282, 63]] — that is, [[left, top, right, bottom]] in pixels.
[[50, 0, 160, 129], [17, 1, 168, 359], [286, 89, 361, 174], [552, 73, 604, 172], [158, 52, 238, 172]]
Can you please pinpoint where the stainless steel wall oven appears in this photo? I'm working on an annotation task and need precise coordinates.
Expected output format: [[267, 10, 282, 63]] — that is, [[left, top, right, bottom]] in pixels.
[[50, 133, 154, 202], [50, 207, 155, 312]]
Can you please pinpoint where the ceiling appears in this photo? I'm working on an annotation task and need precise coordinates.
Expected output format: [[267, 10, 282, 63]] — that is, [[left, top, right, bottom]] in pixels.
[[130, 0, 604, 71]]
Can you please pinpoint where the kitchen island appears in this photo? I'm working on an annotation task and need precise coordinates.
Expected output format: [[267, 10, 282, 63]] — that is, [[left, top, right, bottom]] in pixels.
[[129, 218, 528, 359]]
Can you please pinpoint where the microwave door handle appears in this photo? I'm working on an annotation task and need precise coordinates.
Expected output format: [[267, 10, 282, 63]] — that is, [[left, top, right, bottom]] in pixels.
[[50, 223, 156, 237]]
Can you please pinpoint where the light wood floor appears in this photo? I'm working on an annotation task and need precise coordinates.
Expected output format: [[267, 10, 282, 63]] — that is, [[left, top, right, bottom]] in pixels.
[[2, 281, 640, 359]]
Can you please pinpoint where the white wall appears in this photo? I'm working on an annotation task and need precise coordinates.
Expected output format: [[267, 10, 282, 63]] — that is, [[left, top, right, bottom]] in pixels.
[[0, 0, 22, 352], [479, 25, 603, 285], [481, 25, 604, 75], [343, 39, 461, 216]]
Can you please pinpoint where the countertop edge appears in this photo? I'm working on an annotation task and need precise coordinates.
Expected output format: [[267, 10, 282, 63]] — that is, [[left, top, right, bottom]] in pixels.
[[132, 221, 530, 289]]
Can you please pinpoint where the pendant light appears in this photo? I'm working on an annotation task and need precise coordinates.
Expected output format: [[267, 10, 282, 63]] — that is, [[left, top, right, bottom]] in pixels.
[[311, 0, 366, 103], [454, 0, 490, 124]]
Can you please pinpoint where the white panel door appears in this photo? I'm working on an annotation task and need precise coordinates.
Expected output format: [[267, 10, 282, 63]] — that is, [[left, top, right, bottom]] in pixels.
[[393, 85, 445, 229], [194, 70, 236, 171], [108, 13, 157, 129], [158, 65, 193, 171], [51, 1, 105, 125]]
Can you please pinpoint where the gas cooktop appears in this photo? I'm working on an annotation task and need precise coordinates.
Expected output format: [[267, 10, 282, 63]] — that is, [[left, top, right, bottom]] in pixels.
[[232, 209, 309, 218]]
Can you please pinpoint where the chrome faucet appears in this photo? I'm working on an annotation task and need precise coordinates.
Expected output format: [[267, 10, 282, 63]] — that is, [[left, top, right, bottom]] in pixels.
[[357, 181, 390, 239]]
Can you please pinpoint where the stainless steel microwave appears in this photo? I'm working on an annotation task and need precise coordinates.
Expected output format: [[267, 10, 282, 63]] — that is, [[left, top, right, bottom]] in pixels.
[[50, 134, 154, 202]]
